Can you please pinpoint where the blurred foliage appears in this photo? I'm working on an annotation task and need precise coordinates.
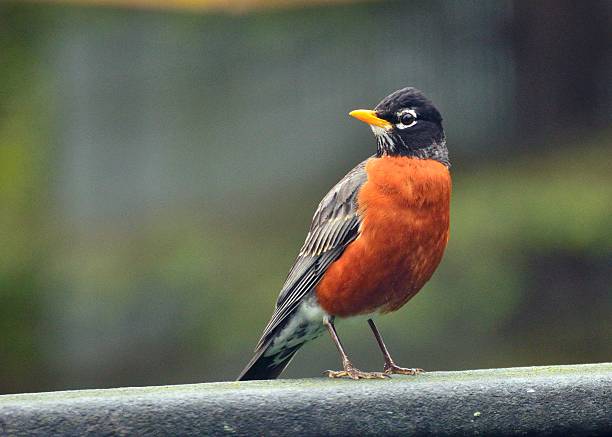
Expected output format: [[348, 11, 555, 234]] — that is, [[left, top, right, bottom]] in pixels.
[[0, 5, 53, 391], [0, 1, 610, 394], [32, 0, 368, 13]]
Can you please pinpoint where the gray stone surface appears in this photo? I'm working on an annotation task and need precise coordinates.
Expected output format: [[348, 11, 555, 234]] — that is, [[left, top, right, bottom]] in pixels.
[[1, 363, 611, 436]]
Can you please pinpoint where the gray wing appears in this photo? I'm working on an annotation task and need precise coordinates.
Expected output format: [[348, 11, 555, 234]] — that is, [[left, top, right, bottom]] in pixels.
[[255, 159, 369, 349]]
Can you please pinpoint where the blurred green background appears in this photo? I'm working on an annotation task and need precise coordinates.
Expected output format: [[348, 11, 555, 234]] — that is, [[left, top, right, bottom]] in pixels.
[[1, 0, 611, 394]]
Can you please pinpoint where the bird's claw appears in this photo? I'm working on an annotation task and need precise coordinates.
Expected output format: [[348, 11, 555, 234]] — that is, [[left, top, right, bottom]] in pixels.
[[325, 364, 389, 380], [384, 363, 424, 375]]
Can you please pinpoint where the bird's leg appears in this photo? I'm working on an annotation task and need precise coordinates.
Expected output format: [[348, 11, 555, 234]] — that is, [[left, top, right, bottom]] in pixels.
[[367, 319, 423, 375], [323, 317, 388, 379]]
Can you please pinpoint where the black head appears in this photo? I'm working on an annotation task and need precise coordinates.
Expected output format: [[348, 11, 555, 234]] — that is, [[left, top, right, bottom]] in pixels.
[[350, 87, 449, 166]]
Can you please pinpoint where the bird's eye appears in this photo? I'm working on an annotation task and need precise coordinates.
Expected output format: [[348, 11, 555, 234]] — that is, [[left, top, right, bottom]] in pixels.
[[400, 113, 415, 124], [397, 110, 417, 129]]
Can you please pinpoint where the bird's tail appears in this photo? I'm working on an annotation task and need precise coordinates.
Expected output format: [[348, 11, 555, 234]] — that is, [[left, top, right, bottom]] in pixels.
[[237, 341, 302, 381]]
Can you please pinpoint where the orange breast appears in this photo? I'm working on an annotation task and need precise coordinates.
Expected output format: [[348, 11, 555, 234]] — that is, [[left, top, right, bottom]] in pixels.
[[315, 156, 451, 317]]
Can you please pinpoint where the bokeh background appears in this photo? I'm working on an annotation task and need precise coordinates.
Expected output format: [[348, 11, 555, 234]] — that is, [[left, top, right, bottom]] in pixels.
[[1, 0, 611, 394]]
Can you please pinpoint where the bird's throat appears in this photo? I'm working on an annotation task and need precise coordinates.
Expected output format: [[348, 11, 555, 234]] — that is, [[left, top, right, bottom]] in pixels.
[[372, 129, 450, 168]]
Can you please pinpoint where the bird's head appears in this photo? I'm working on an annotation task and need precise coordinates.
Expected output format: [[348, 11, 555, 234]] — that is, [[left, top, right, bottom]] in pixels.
[[350, 87, 449, 167]]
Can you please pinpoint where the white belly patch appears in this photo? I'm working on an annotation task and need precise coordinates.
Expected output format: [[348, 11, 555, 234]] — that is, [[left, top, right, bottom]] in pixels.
[[264, 295, 328, 365]]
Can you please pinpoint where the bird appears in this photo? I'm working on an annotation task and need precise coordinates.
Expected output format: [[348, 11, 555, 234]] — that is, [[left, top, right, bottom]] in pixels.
[[238, 87, 451, 380]]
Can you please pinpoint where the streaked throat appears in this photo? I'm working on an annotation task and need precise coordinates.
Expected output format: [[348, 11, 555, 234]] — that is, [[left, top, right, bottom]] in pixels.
[[370, 126, 397, 156]]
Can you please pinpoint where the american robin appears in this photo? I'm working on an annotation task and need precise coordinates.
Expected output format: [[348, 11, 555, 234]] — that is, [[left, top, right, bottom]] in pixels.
[[238, 87, 451, 380]]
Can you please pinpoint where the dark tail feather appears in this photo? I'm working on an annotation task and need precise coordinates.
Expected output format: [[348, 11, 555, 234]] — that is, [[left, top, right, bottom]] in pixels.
[[237, 343, 301, 381]]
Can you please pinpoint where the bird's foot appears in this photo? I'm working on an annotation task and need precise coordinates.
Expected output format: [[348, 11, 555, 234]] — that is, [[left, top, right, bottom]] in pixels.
[[383, 362, 424, 376], [325, 361, 389, 380]]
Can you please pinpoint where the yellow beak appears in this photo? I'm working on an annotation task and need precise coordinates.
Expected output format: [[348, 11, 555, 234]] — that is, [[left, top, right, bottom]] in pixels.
[[349, 109, 392, 129]]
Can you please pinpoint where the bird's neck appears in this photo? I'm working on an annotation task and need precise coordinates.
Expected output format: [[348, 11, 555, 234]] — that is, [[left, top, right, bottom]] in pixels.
[[376, 135, 450, 168]]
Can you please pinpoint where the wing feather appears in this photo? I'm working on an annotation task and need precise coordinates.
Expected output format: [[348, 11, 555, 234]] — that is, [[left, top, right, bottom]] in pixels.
[[255, 159, 369, 349]]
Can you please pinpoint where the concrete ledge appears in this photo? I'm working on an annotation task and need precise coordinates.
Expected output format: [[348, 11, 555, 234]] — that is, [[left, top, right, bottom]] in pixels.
[[1, 363, 611, 436]]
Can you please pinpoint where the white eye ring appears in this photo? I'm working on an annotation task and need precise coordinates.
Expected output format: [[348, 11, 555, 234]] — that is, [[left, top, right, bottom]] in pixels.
[[396, 109, 417, 129]]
